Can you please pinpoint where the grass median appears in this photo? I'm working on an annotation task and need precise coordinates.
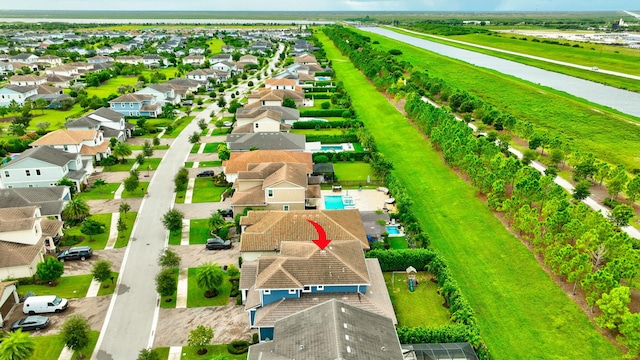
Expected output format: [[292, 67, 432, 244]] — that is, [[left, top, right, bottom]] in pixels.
[[318, 30, 620, 359]]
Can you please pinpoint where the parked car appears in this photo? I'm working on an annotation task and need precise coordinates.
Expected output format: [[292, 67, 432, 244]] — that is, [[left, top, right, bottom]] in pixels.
[[217, 208, 234, 218], [10, 315, 50, 331], [205, 237, 232, 250], [22, 295, 68, 314], [196, 170, 215, 178], [57, 246, 93, 262]]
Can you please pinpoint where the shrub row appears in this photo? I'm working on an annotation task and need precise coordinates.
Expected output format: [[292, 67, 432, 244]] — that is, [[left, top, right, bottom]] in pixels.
[[305, 134, 358, 143], [299, 109, 348, 117], [305, 93, 331, 99], [312, 151, 369, 163], [293, 119, 363, 129]]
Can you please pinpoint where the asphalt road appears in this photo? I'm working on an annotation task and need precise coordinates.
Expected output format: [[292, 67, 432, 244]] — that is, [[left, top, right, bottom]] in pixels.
[[92, 45, 284, 359]]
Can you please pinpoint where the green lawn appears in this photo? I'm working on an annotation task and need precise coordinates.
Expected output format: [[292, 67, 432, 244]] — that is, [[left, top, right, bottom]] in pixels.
[[387, 236, 408, 249], [180, 344, 247, 359], [75, 183, 121, 200], [186, 268, 232, 308], [121, 182, 149, 198], [85, 76, 138, 98], [103, 159, 136, 172], [208, 39, 225, 53], [164, 116, 195, 138], [210, 127, 232, 135], [73, 330, 100, 360], [114, 211, 137, 248], [203, 142, 223, 153], [189, 218, 211, 245], [383, 272, 450, 327], [18, 274, 93, 299], [23, 104, 87, 131], [175, 187, 187, 204], [318, 30, 621, 359], [31, 334, 65, 360], [195, 160, 223, 168], [168, 229, 182, 246], [137, 157, 162, 171], [96, 272, 119, 296], [332, 161, 378, 182], [190, 143, 202, 154], [192, 179, 227, 203], [360, 28, 640, 171], [62, 213, 112, 250], [160, 268, 178, 309]]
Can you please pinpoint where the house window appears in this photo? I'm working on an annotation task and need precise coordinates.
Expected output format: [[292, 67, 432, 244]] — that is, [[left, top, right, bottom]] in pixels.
[[283, 205, 289, 211], [254, 123, 259, 129], [36, 169, 41, 176], [288, 289, 296, 295], [303, 286, 311, 293], [263, 289, 271, 295], [317, 285, 324, 291], [267, 189, 273, 198], [121, 103, 125, 108], [3, 171, 8, 178], [25, 170, 31, 176], [63, 145, 68, 151], [129, 102, 133, 108]]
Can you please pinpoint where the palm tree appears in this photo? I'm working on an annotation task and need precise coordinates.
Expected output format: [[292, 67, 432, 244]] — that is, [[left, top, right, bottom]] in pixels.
[[0, 329, 35, 360], [208, 212, 225, 234], [196, 262, 224, 298], [62, 197, 90, 224], [112, 142, 132, 164]]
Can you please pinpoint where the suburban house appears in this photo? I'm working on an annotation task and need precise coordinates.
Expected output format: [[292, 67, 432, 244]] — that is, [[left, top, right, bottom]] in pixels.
[[189, 47, 205, 55], [186, 69, 228, 84], [211, 60, 237, 73], [0, 146, 93, 192], [221, 45, 235, 53], [245, 88, 305, 109], [295, 53, 318, 65], [108, 93, 163, 118], [87, 55, 114, 64], [210, 53, 233, 64], [0, 206, 64, 279], [236, 106, 299, 125], [142, 54, 167, 68], [182, 55, 205, 66], [0, 85, 38, 106], [29, 129, 111, 163], [0, 186, 71, 220], [137, 83, 181, 105], [9, 75, 47, 86], [247, 299, 403, 359], [0, 62, 13, 75], [0, 282, 19, 328], [264, 78, 300, 91], [37, 55, 63, 66], [46, 74, 74, 88], [222, 150, 312, 183], [226, 132, 306, 152], [233, 108, 292, 133], [239, 239, 393, 340], [66, 107, 134, 142], [238, 209, 370, 260], [115, 55, 143, 65], [165, 78, 204, 94], [239, 54, 259, 64], [45, 65, 80, 79], [9, 53, 39, 64], [230, 162, 320, 214]]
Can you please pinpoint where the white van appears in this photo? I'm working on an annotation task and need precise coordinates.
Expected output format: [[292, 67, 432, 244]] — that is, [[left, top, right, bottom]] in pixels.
[[22, 295, 68, 315]]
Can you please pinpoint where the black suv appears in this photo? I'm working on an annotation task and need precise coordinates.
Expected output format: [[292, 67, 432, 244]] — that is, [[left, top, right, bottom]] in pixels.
[[57, 246, 93, 262], [196, 170, 215, 178], [205, 237, 232, 250]]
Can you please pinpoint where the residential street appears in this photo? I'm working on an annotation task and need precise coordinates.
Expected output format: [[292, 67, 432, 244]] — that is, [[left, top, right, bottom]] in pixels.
[[92, 46, 283, 359]]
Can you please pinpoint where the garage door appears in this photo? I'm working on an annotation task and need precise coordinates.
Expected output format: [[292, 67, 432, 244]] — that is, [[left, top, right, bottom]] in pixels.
[[0, 291, 17, 321]]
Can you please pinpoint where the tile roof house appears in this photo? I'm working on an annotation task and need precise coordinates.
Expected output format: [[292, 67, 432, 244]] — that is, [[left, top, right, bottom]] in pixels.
[[9, 53, 39, 64], [45, 74, 74, 88], [44, 65, 80, 79], [0, 146, 92, 193], [87, 55, 114, 64], [136, 83, 181, 105], [294, 53, 318, 65], [233, 109, 292, 134], [0, 186, 71, 220], [0, 85, 38, 106], [0, 206, 64, 279], [247, 299, 404, 360], [108, 93, 163, 118], [230, 162, 320, 215], [37, 55, 63, 66], [186, 69, 228, 86], [239, 240, 393, 341], [211, 60, 237, 73], [115, 55, 143, 65], [66, 107, 133, 142], [9, 75, 47, 86], [165, 78, 204, 94], [264, 78, 301, 92], [142, 54, 168, 68], [210, 53, 233, 64], [29, 129, 110, 163], [226, 132, 306, 153], [223, 150, 312, 182], [245, 88, 305, 109], [182, 55, 206, 66]]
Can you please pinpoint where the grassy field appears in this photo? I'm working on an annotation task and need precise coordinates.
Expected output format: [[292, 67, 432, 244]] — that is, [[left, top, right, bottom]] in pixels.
[[390, 28, 640, 93], [384, 271, 450, 327], [203, 142, 223, 153], [73, 330, 99, 359], [164, 116, 195, 138], [96, 272, 119, 296], [186, 268, 232, 308], [85, 76, 138, 98], [121, 181, 149, 198], [208, 38, 224, 53], [31, 334, 65, 360], [318, 31, 621, 359], [333, 161, 378, 182], [103, 159, 136, 172], [192, 179, 227, 203], [168, 228, 182, 246], [63, 213, 112, 250], [18, 104, 87, 131], [115, 211, 137, 248], [76, 182, 120, 200], [387, 236, 408, 249], [138, 157, 162, 171], [360, 28, 640, 171], [189, 218, 210, 245], [18, 274, 93, 299]]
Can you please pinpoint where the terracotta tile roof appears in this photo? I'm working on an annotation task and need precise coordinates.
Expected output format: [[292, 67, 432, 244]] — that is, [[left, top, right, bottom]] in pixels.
[[305, 185, 321, 199], [40, 219, 63, 237], [238, 162, 308, 188], [0, 206, 38, 232], [37, 84, 64, 94], [239, 210, 369, 252], [231, 185, 266, 207], [265, 78, 297, 87], [294, 54, 317, 64], [10, 75, 46, 82], [79, 141, 110, 155], [239, 262, 258, 290], [224, 150, 311, 175], [30, 129, 98, 146], [0, 237, 44, 268]]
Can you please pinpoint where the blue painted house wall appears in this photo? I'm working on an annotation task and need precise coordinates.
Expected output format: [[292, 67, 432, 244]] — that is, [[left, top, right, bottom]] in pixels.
[[259, 328, 274, 342], [309, 285, 366, 294], [261, 290, 299, 306]]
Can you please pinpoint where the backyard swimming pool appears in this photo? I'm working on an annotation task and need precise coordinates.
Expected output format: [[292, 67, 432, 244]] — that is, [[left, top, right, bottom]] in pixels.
[[386, 225, 402, 236], [320, 144, 345, 152], [324, 195, 345, 210]]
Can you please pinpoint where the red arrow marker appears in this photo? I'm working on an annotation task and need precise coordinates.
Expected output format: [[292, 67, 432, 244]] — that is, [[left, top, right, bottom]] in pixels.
[[307, 220, 331, 250]]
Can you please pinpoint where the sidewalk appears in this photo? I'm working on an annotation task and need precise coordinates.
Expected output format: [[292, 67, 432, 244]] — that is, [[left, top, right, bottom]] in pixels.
[[184, 178, 195, 204], [180, 219, 190, 246], [113, 183, 124, 200], [104, 212, 120, 250], [175, 268, 188, 309], [57, 347, 74, 360], [168, 346, 182, 360], [86, 278, 101, 297]]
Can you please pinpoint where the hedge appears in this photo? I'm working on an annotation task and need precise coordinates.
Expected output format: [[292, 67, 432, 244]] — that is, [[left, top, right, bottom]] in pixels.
[[300, 109, 349, 117], [305, 134, 358, 143], [314, 71, 333, 77], [293, 119, 363, 129], [305, 87, 337, 93], [305, 93, 332, 99], [313, 151, 369, 162], [227, 340, 250, 354]]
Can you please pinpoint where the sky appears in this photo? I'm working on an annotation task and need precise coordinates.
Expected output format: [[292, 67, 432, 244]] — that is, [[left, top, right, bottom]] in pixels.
[[1, 0, 636, 12]]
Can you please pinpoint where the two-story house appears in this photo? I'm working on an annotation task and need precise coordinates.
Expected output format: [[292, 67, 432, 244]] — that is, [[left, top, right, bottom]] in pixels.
[[0, 206, 64, 279], [0, 186, 71, 220], [222, 150, 312, 183], [45, 65, 80, 79], [37, 55, 63, 66], [137, 83, 180, 105], [0, 146, 92, 192], [87, 55, 114, 64], [182, 55, 205, 66], [210, 53, 233, 64], [9, 53, 39, 64], [226, 132, 306, 152], [230, 162, 320, 214], [294, 53, 318, 65], [108, 93, 163, 118], [29, 129, 110, 163], [0, 85, 38, 106], [264, 78, 300, 91], [233, 109, 291, 134], [9, 75, 47, 86], [211, 60, 237, 73], [142, 54, 167, 68], [66, 107, 134, 142], [245, 88, 305, 109], [239, 239, 394, 341], [115, 55, 143, 65]]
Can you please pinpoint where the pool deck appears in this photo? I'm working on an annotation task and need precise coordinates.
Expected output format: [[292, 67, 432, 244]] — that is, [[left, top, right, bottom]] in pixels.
[[320, 189, 390, 211]]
